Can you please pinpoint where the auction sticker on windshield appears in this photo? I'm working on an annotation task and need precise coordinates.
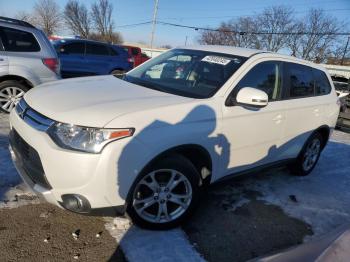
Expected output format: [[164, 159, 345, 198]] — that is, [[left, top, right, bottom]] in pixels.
[[202, 56, 231, 65]]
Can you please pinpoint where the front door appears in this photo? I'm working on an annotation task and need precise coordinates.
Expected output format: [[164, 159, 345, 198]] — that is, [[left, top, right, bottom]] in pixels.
[[220, 60, 286, 177]]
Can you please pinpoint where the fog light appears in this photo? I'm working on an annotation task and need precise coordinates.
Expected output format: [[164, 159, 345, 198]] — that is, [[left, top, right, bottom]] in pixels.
[[60, 194, 91, 213]]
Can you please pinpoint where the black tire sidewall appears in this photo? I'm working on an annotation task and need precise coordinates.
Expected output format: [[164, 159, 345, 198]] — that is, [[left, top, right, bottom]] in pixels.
[[0, 80, 29, 113], [126, 154, 201, 230]]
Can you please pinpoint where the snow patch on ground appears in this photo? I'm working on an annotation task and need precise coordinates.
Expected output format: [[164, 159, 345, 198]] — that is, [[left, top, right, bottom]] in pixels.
[[225, 131, 350, 240], [105, 217, 204, 262]]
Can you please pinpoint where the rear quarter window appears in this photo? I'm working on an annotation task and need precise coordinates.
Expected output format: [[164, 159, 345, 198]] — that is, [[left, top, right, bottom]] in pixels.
[[313, 69, 332, 95], [0, 26, 40, 52]]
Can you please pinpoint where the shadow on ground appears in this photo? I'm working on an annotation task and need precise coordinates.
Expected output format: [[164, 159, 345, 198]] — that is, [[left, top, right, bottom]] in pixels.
[[183, 170, 313, 262]]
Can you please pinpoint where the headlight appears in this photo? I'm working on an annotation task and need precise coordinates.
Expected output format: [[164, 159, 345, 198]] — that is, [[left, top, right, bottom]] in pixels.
[[48, 123, 134, 153]]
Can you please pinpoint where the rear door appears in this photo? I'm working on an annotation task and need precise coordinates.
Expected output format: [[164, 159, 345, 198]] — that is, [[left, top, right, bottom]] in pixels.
[[280, 62, 325, 159], [85, 43, 112, 75], [56, 42, 86, 77]]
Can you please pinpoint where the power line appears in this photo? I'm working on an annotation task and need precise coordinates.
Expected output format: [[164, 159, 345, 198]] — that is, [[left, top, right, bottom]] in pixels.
[[157, 21, 350, 36], [115, 21, 152, 28]]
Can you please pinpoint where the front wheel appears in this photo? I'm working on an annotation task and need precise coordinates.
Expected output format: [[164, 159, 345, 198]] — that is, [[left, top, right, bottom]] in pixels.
[[126, 155, 201, 229], [291, 132, 323, 176]]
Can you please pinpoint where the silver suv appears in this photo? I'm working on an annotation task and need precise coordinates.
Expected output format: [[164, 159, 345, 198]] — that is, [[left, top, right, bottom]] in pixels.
[[0, 17, 60, 113]]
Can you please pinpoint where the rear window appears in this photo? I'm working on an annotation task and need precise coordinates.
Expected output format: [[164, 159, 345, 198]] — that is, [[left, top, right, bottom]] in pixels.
[[313, 69, 332, 95], [131, 47, 140, 56], [286, 63, 314, 98], [86, 43, 110, 56], [0, 26, 40, 52]]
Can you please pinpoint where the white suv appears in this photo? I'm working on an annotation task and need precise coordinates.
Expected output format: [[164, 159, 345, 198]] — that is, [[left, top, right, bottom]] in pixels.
[[9, 46, 339, 229]]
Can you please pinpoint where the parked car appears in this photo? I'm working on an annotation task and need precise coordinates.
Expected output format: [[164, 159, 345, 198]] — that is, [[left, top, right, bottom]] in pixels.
[[121, 45, 150, 67], [333, 79, 350, 130], [53, 39, 133, 78], [9, 46, 339, 229], [0, 16, 60, 113]]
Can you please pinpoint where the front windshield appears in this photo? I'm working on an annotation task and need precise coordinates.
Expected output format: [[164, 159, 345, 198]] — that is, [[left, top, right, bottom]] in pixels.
[[123, 49, 247, 98]]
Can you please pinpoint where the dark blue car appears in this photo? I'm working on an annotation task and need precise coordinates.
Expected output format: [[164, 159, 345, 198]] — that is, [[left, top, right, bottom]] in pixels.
[[53, 39, 133, 78]]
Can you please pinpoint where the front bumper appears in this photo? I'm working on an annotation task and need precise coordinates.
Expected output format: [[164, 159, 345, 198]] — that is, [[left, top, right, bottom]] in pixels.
[[8, 109, 135, 214]]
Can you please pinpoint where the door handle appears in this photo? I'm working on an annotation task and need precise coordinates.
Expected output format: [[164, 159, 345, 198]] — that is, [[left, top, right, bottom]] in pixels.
[[0, 58, 4, 61]]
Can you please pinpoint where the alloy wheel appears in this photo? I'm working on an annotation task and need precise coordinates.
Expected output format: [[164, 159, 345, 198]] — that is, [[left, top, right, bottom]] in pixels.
[[132, 169, 193, 224], [0, 87, 25, 113], [302, 138, 321, 171]]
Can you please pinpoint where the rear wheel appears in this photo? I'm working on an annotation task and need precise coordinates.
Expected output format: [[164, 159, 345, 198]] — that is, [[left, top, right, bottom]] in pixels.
[[126, 154, 201, 229], [291, 132, 323, 176], [0, 80, 28, 113]]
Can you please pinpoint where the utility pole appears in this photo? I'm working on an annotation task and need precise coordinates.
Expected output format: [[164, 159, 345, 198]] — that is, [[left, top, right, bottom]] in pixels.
[[150, 0, 159, 52], [185, 36, 188, 46], [341, 36, 350, 65]]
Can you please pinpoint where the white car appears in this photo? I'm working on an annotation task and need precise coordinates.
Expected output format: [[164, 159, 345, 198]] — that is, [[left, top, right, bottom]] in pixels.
[[9, 46, 339, 229]]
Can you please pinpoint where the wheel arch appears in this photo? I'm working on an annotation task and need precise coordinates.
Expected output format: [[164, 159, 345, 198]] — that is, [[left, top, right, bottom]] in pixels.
[[140, 144, 213, 186], [0, 75, 34, 89], [314, 125, 331, 149]]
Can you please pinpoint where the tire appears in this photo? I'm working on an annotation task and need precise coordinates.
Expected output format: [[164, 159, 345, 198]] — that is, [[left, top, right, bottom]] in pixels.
[[291, 132, 323, 176], [0, 80, 28, 113], [126, 154, 201, 230], [110, 70, 125, 79]]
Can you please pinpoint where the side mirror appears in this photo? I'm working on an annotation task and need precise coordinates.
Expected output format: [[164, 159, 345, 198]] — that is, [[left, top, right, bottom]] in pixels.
[[235, 87, 268, 108]]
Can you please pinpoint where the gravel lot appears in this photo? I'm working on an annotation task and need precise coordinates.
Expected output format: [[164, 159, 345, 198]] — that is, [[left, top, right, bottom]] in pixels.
[[1, 111, 350, 262]]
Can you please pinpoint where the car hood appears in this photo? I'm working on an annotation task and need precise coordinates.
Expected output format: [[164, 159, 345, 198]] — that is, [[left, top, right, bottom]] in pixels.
[[24, 75, 194, 127]]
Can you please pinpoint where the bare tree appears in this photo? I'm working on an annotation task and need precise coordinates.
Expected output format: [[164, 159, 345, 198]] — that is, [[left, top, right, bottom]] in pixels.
[[257, 6, 294, 52], [15, 11, 36, 25], [64, 0, 91, 38], [33, 0, 61, 35], [89, 31, 123, 44], [289, 9, 341, 62], [91, 0, 114, 42], [198, 17, 260, 48]]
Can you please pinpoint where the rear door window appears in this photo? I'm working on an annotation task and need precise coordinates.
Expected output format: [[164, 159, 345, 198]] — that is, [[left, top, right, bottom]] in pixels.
[[86, 43, 110, 56], [109, 47, 119, 56], [285, 63, 314, 98], [59, 42, 85, 55], [235, 61, 282, 101], [0, 26, 40, 52], [313, 69, 332, 95]]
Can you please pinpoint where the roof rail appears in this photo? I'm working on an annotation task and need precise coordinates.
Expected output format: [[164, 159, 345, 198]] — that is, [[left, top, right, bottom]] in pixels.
[[0, 16, 35, 28]]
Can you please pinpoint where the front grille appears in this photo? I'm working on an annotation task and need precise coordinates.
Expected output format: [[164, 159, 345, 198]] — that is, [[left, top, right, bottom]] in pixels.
[[9, 129, 52, 189], [16, 99, 55, 132]]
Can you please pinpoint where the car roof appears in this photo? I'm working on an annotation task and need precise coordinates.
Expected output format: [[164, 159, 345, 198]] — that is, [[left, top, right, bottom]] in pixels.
[[53, 38, 112, 46], [178, 45, 327, 72], [178, 45, 266, 58]]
